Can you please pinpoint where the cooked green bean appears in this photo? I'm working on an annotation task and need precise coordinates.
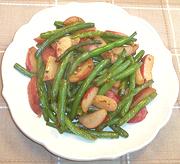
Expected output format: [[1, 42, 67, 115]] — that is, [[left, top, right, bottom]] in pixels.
[[72, 30, 103, 39], [98, 63, 140, 95], [51, 53, 71, 101], [119, 97, 133, 117], [108, 92, 157, 126], [65, 116, 96, 140], [54, 21, 64, 29], [134, 50, 145, 62], [57, 80, 68, 131], [69, 32, 137, 75], [40, 22, 81, 39], [36, 23, 95, 58], [129, 73, 135, 93], [110, 125, 129, 138], [37, 57, 56, 122], [14, 63, 35, 78], [70, 59, 110, 120], [96, 59, 131, 87], [119, 79, 128, 96], [82, 129, 119, 138], [72, 30, 136, 43]]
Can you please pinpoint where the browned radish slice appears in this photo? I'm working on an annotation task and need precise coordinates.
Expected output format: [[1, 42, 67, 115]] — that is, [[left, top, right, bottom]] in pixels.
[[42, 47, 56, 64], [69, 59, 94, 82], [106, 90, 121, 103], [140, 54, 154, 81], [28, 77, 42, 116], [81, 87, 99, 113], [112, 44, 139, 56], [92, 95, 117, 112], [135, 68, 145, 85], [43, 56, 58, 81], [79, 109, 107, 129], [131, 87, 156, 108], [63, 16, 85, 26], [34, 36, 45, 44], [26, 47, 37, 73], [56, 36, 72, 57]]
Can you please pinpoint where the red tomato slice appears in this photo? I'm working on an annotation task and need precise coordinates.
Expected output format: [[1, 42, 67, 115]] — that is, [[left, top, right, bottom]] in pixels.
[[28, 77, 42, 116], [128, 107, 148, 123]]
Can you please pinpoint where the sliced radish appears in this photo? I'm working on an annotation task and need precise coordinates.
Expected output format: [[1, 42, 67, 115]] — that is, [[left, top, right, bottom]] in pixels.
[[79, 109, 107, 129], [28, 77, 42, 116], [140, 54, 154, 81], [69, 59, 94, 82], [92, 95, 117, 112], [81, 87, 99, 113], [25, 47, 37, 73]]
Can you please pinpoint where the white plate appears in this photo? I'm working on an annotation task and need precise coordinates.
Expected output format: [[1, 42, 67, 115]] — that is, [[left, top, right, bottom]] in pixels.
[[2, 2, 179, 161]]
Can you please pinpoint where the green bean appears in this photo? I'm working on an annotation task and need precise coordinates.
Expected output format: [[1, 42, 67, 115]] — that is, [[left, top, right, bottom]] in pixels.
[[36, 57, 49, 121], [57, 40, 102, 61], [96, 60, 131, 86], [37, 57, 56, 122], [14, 63, 35, 78], [45, 80, 52, 104], [110, 125, 129, 138], [54, 21, 64, 29], [92, 56, 104, 62], [119, 79, 128, 96], [82, 129, 119, 138], [135, 80, 154, 93], [98, 63, 140, 95], [36, 23, 95, 58], [134, 50, 145, 62], [72, 30, 136, 43], [69, 32, 137, 75], [71, 30, 103, 39], [46, 121, 57, 128], [57, 80, 68, 131], [129, 73, 135, 93], [40, 22, 81, 39], [98, 80, 115, 95], [51, 53, 71, 101], [70, 59, 110, 120], [111, 93, 134, 119], [102, 31, 136, 42], [108, 92, 157, 126], [96, 68, 108, 76], [109, 50, 127, 71], [65, 116, 96, 140], [94, 50, 126, 82], [119, 97, 133, 117], [95, 58, 125, 86], [46, 121, 71, 134], [50, 102, 57, 113], [115, 63, 141, 81]]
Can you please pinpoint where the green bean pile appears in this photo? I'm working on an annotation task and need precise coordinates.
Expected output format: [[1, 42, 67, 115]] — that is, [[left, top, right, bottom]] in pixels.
[[14, 16, 157, 140]]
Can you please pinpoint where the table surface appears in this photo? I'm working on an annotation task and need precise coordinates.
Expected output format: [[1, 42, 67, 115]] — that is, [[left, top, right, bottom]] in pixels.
[[0, 0, 180, 164]]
